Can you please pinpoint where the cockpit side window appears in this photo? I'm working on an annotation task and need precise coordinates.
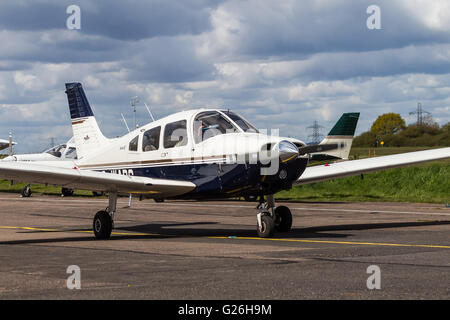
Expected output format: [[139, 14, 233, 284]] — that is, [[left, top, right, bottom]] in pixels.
[[164, 120, 188, 148], [129, 135, 139, 151], [65, 147, 78, 159], [193, 111, 238, 144], [142, 126, 161, 152], [222, 111, 259, 133]]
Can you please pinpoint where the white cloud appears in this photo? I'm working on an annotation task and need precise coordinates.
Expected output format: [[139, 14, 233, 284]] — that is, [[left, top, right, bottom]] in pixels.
[[402, 0, 450, 31]]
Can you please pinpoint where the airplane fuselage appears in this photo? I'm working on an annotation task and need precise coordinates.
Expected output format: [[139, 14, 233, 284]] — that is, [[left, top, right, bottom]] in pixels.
[[72, 109, 309, 199]]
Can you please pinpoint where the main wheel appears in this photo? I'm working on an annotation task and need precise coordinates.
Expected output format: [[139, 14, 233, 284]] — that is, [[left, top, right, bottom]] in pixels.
[[21, 185, 32, 197], [92, 191, 104, 197], [61, 188, 74, 197], [93, 211, 112, 240], [274, 206, 292, 232], [257, 215, 275, 238]]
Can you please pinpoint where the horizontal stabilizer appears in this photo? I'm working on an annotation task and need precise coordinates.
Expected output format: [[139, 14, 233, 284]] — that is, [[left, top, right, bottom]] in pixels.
[[299, 143, 344, 155]]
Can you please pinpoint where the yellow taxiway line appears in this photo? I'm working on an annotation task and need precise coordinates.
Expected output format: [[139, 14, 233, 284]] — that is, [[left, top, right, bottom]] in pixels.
[[209, 236, 450, 249], [0, 226, 157, 237]]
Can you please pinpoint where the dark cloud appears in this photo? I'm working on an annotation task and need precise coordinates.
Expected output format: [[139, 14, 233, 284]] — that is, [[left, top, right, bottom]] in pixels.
[[0, 0, 221, 40], [212, 0, 450, 59]]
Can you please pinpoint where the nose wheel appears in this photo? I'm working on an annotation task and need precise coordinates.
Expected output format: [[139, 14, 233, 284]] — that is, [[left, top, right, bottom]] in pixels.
[[256, 214, 275, 238], [256, 195, 293, 238]]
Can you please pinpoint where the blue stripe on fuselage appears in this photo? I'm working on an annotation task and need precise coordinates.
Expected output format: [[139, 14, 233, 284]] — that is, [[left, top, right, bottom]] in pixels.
[[93, 157, 308, 199], [97, 162, 259, 197]]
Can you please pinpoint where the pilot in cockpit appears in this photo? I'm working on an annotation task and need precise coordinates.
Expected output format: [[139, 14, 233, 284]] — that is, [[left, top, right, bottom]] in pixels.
[[196, 122, 219, 142], [143, 136, 158, 151]]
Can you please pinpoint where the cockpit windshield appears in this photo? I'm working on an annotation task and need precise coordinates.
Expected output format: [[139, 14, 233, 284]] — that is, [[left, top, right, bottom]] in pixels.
[[194, 111, 238, 143], [45, 144, 66, 158], [222, 110, 259, 133]]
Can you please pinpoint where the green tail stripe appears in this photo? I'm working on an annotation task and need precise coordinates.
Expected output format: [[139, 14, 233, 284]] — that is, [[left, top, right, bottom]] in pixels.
[[328, 112, 360, 136]]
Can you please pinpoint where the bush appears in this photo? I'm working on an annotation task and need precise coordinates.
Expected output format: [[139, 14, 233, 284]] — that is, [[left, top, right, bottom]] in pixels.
[[354, 122, 449, 147]]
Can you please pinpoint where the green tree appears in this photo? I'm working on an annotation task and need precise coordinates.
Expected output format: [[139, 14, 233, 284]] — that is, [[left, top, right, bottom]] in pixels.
[[370, 113, 406, 137], [352, 131, 377, 147]]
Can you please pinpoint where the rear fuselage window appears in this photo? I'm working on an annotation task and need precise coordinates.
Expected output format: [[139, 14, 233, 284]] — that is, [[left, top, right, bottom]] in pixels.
[[194, 111, 238, 143], [164, 120, 188, 148], [142, 126, 161, 152], [129, 135, 139, 151]]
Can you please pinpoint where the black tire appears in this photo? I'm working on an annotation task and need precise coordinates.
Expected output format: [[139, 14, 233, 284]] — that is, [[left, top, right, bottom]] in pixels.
[[244, 195, 258, 202], [274, 206, 292, 232], [61, 188, 74, 197], [257, 215, 275, 238], [92, 191, 104, 197], [21, 185, 32, 197], [93, 211, 112, 240], [154, 198, 164, 203]]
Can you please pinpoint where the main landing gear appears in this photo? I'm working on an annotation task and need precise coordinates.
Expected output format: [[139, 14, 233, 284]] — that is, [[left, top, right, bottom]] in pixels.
[[256, 194, 292, 238], [93, 192, 117, 240], [21, 184, 32, 197]]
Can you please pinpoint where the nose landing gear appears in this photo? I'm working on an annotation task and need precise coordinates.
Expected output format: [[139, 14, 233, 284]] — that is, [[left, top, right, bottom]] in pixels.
[[256, 194, 292, 238]]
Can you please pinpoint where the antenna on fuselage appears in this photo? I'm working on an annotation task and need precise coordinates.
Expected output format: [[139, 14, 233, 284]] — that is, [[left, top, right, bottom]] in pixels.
[[143, 102, 156, 122], [130, 96, 156, 127], [121, 113, 130, 133]]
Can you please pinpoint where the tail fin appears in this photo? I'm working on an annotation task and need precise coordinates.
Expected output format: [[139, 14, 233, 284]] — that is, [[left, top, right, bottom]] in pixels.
[[65, 82, 108, 161], [316, 112, 360, 160]]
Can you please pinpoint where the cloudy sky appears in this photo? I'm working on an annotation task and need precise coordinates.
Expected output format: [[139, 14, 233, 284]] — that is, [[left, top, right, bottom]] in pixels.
[[0, 0, 450, 152]]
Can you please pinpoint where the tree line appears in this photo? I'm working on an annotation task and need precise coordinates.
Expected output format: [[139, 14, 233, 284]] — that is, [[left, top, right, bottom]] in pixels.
[[353, 113, 450, 147]]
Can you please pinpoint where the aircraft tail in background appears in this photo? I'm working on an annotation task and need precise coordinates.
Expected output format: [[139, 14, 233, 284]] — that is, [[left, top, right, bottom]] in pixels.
[[313, 112, 360, 160]]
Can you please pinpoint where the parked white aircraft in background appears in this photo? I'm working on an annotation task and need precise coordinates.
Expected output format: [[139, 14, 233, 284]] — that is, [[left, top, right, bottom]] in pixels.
[[3, 137, 77, 162], [0, 82, 448, 240], [2, 138, 101, 197]]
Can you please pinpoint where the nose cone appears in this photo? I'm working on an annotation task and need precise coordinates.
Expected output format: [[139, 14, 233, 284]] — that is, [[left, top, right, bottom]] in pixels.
[[278, 140, 299, 163]]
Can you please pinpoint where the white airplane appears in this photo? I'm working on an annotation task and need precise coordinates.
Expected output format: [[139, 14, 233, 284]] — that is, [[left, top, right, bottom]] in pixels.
[[0, 82, 448, 240], [3, 137, 77, 162], [2, 138, 102, 197]]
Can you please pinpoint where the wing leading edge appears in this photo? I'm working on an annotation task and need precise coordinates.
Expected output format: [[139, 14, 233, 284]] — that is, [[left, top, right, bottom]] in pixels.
[[0, 162, 196, 197], [297, 147, 450, 185]]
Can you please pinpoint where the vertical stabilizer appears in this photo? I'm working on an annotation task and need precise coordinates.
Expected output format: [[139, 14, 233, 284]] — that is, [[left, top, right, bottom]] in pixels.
[[65, 82, 108, 161], [316, 112, 360, 160]]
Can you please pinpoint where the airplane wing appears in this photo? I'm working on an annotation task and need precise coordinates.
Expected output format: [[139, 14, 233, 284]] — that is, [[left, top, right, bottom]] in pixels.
[[0, 139, 16, 151], [297, 147, 450, 185], [0, 162, 196, 197]]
